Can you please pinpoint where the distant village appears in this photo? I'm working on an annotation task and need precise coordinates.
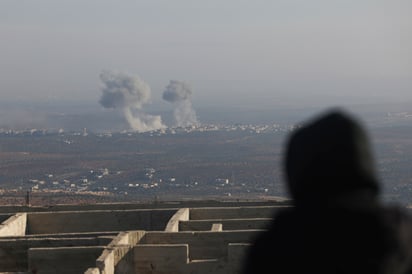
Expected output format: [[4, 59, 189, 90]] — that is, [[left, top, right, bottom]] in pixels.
[[1, 111, 412, 205], [0, 122, 292, 201], [0, 121, 292, 137], [18, 167, 244, 199]]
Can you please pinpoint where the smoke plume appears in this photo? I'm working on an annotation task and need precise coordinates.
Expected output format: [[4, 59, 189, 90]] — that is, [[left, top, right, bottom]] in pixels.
[[162, 80, 198, 127], [99, 71, 165, 132]]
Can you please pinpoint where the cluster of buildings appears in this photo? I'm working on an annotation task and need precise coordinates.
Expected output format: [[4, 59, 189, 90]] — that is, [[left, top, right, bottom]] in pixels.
[[23, 168, 237, 199], [0, 122, 290, 137]]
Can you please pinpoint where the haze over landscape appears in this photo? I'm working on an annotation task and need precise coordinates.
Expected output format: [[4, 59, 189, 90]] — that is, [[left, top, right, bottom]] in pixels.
[[1, 1, 411, 110], [0, 1, 411, 206]]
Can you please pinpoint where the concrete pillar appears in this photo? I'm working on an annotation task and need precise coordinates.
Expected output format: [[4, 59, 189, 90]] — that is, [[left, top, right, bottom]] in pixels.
[[0, 213, 27, 237], [165, 208, 189, 232], [96, 249, 114, 274], [85, 267, 100, 274], [211, 223, 223, 231]]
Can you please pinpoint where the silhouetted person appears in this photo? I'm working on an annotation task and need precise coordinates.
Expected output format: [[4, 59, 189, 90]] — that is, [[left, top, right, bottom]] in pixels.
[[244, 109, 412, 274]]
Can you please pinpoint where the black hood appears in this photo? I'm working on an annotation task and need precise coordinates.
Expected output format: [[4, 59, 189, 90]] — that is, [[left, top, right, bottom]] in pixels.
[[285, 109, 380, 208]]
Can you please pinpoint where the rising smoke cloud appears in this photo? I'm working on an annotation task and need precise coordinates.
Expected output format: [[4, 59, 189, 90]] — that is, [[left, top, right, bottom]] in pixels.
[[99, 71, 165, 132], [162, 80, 198, 127]]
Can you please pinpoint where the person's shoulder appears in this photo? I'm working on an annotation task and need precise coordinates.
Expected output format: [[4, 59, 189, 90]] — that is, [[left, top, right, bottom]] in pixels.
[[243, 208, 299, 274], [248, 208, 296, 246], [382, 205, 412, 223], [381, 205, 412, 249], [380, 206, 412, 274]]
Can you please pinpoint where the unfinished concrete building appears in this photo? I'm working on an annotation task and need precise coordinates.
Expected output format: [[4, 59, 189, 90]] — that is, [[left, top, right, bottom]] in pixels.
[[0, 200, 287, 274]]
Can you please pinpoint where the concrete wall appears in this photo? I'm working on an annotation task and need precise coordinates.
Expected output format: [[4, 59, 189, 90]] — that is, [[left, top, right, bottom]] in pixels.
[[0, 213, 12, 223], [85, 267, 100, 274], [139, 230, 261, 260], [179, 218, 272, 231], [0, 237, 112, 272], [29, 246, 105, 274], [0, 200, 288, 213], [95, 231, 146, 274], [91, 229, 256, 274], [189, 206, 288, 220], [228, 243, 251, 273], [4, 232, 147, 274], [133, 243, 252, 274], [0, 202, 291, 274], [26, 209, 177, 235], [19, 231, 119, 239], [134, 244, 189, 274], [165, 208, 189, 232], [96, 249, 114, 274], [211, 223, 223, 231], [0, 213, 27, 237]]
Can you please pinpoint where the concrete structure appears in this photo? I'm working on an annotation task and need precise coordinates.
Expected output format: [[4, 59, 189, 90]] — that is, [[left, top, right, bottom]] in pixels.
[[0, 200, 289, 274]]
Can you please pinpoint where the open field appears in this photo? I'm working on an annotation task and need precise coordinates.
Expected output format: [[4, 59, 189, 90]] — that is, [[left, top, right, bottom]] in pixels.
[[1, 122, 412, 206]]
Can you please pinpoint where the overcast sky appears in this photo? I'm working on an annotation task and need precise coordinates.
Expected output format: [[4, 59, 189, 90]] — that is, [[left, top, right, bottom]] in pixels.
[[1, 0, 411, 108]]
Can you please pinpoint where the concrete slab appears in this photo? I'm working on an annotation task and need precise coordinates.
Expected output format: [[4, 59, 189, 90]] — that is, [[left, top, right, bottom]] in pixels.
[[28, 246, 105, 274], [0, 213, 27, 237]]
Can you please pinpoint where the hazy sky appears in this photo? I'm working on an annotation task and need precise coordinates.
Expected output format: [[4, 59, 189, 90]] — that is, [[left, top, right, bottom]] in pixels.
[[1, 0, 411, 108]]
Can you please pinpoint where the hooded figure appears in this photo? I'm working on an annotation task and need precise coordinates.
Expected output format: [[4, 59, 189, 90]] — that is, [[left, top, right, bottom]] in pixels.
[[244, 109, 412, 274]]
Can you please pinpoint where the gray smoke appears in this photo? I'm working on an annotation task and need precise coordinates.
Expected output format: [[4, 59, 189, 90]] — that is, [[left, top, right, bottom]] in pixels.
[[99, 71, 165, 132], [162, 80, 198, 127]]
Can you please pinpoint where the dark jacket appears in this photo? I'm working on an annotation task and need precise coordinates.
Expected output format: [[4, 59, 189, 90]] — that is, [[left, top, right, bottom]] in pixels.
[[245, 205, 412, 274], [244, 110, 412, 274]]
